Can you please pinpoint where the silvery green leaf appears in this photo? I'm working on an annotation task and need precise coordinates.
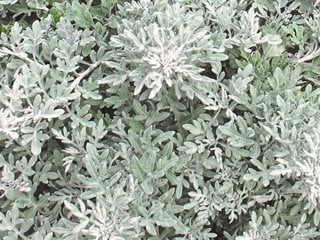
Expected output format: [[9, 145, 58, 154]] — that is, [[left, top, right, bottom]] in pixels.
[[261, 34, 282, 44], [64, 200, 85, 219], [264, 44, 285, 58], [314, 211, 320, 226], [141, 179, 154, 195], [31, 136, 42, 156], [183, 120, 204, 136], [0, 0, 18, 4], [145, 220, 157, 235], [152, 131, 174, 145]]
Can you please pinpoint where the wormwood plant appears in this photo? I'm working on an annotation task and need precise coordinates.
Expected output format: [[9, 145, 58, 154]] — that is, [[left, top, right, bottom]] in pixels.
[[1, 0, 320, 239]]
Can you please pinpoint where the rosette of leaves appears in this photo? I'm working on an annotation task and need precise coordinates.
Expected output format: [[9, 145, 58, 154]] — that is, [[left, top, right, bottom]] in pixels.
[[100, 0, 228, 102]]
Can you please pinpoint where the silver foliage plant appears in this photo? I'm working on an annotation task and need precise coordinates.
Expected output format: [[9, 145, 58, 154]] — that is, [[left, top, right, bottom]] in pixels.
[[1, 0, 320, 239], [101, 0, 226, 102]]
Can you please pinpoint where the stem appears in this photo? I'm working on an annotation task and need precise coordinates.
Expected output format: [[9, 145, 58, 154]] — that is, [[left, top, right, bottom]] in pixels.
[[16, 229, 29, 240], [69, 62, 100, 91], [0, 47, 42, 66], [87, 0, 94, 7], [296, 48, 320, 63]]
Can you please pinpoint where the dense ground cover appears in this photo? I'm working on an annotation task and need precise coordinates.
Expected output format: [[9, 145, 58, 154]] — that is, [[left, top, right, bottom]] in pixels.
[[1, 0, 320, 239]]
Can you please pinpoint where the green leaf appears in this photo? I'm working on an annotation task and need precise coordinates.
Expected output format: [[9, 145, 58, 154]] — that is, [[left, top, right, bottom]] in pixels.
[[141, 179, 154, 195], [41, 109, 65, 119], [133, 99, 148, 116], [71, 1, 94, 28], [152, 131, 174, 145], [162, 141, 173, 156], [50, 7, 63, 23], [170, 215, 189, 234], [0, 0, 19, 4], [128, 132, 143, 153], [314, 210, 320, 226], [264, 44, 285, 58], [31, 136, 42, 156], [229, 136, 255, 148], [84, 156, 98, 179], [5, 189, 28, 201], [145, 220, 157, 236], [184, 142, 198, 154], [64, 201, 85, 219], [183, 122, 204, 135], [73, 220, 89, 233]]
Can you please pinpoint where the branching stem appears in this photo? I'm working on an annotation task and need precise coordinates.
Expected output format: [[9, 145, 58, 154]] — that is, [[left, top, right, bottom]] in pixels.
[[69, 62, 100, 91], [296, 49, 320, 63], [0, 47, 42, 66]]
